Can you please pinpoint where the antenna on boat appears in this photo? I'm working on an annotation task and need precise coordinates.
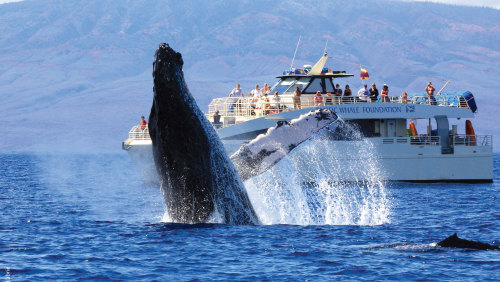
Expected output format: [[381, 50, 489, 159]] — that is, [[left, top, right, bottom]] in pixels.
[[323, 38, 329, 55], [436, 80, 451, 96], [290, 35, 301, 69]]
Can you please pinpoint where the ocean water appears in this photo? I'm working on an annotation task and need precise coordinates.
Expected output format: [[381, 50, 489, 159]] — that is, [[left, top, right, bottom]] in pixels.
[[1, 153, 499, 280]]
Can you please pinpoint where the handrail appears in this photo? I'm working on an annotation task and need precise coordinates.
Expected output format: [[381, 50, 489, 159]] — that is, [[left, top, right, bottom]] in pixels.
[[410, 135, 440, 146], [380, 136, 440, 146], [128, 125, 151, 140], [207, 94, 471, 122], [452, 134, 492, 147]]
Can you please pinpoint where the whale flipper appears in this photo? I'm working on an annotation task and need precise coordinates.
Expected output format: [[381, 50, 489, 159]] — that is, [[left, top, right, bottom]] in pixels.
[[148, 43, 259, 224], [231, 109, 340, 181], [438, 233, 499, 250]]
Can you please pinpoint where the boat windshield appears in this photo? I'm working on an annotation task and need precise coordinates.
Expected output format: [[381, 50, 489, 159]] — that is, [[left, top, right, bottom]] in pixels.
[[303, 77, 334, 94], [283, 77, 310, 94], [272, 77, 296, 94]]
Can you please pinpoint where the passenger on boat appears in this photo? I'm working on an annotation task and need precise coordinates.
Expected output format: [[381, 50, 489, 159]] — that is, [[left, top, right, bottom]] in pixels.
[[271, 92, 281, 110], [229, 83, 244, 97], [250, 85, 260, 97], [262, 93, 271, 114], [139, 115, 148, 132], [334, 84, 343, 96], [369, 83, 379, 102], [401, 92, 408, 103], [293, 87, 302, 110], [266, 84, 273, 96], [381, 84, 389, 102], [325, 91, 333, 105], [315, 91, 323, 106], [425, 82, 436, 105], [213, 110, 222, 128], [344, 85, 352, 103], [357, 84, 370, 101], [334, 84, 342, 104]]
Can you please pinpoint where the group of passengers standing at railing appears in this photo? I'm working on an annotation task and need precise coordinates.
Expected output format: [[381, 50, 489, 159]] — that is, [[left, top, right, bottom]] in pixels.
[[229, 83, 282, 113], [227, 80, 438, 113]]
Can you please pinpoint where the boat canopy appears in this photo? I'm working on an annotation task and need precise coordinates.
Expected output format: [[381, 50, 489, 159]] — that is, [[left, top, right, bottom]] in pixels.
[[407, 91, 477, 113], [271, 74, 353, 95]]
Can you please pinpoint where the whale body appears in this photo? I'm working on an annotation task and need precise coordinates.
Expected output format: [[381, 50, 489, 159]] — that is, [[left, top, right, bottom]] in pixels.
[[231, 109, 340, 181], [438, 233, 499, 250], [148, 43, 259, 224]]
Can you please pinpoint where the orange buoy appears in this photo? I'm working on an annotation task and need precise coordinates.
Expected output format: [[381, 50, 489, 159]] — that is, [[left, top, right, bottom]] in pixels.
[[409, 122, 418, 137], [465, 120, 476, 145]]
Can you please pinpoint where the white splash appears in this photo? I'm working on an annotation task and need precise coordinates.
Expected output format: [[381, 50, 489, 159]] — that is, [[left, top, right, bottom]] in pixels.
[[231, 109, 338, 180], [244, 123, 391, 226]]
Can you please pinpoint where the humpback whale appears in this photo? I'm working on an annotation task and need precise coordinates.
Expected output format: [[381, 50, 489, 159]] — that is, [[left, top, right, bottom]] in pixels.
[[438, 233, 499, 250], [148, 43, 259, 224], [231, 109, 340, 181]]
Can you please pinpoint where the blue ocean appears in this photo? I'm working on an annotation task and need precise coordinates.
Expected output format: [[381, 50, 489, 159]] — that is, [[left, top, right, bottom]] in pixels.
[[1, 153, 498, 280]]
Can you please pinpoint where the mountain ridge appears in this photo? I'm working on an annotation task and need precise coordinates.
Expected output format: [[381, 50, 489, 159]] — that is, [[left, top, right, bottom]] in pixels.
[[0, 0, 498, 152]]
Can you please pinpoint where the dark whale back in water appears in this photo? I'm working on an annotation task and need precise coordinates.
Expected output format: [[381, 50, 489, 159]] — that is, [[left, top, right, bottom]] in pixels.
[[148, 43, 258, 224], [438, 233, 499, 250]]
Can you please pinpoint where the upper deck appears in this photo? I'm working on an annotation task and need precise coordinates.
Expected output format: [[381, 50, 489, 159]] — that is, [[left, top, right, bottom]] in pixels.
[[208, 91, 476, 129]]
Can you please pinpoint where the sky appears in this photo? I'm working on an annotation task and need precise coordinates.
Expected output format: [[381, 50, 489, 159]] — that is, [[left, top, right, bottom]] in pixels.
[[0, 0, 500, 8], [399, 0, 500, 9]]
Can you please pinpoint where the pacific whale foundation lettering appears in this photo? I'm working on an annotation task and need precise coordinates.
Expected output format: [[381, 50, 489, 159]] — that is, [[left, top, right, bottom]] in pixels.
[[362, 106, 402, 113], [329, 106, 403, 114]]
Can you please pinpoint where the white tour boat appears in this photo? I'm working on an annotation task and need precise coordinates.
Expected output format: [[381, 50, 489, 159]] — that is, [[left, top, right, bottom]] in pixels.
[[123, 54, 493, 183]]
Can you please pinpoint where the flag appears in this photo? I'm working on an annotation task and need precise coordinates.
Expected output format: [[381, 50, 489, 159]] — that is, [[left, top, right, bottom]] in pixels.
[[360, 68, 369, 80]]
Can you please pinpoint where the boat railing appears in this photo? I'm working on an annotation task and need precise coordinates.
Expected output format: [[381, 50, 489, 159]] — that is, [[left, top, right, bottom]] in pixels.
[[128, 125, 151, 140], [207, 94, 471, 119], [381, 136, 440, 146], [410, 135, 441, 145], [400, 95, 470, 108], [452, 134, 492, 147]]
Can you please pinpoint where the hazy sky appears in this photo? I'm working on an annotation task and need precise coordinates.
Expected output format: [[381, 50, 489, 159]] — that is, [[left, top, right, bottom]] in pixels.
[[399, 0, 500, 9], [0, 0, 500, 8]]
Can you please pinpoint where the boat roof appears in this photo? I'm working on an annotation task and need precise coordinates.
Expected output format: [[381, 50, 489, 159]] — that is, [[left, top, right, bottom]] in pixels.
[[276, 73, 354, 79]]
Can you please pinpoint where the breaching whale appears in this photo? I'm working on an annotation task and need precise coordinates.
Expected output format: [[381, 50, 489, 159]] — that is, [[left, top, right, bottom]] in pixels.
[[147, 44, 342, 224], [438, 233, 499, 250], [148, 43, 259, 224], [231, 109, 340, 181]]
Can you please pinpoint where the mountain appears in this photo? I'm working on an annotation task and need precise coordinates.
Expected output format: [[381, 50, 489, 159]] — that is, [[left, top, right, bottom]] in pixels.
[[0, 0, 499, 152]]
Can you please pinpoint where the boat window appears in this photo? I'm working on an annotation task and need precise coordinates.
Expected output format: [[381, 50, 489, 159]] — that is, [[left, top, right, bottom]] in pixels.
[[272, 78, 296, 94], [303, 78, 325, 94], [283, 77, 310, 93]]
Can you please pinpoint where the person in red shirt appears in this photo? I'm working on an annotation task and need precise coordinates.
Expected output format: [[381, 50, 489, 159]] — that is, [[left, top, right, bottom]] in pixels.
[[140, 116, 147, 130]]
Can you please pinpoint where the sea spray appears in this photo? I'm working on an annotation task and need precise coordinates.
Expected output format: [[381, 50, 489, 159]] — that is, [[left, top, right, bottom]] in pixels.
[[245, 122, 391, 225]]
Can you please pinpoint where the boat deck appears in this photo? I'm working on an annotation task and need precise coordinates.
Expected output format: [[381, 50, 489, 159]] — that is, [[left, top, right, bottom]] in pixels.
[[207, 94, 471, 125]]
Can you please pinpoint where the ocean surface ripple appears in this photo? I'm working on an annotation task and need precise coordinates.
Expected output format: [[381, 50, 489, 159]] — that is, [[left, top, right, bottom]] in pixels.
[[0, 153, 498, 280]]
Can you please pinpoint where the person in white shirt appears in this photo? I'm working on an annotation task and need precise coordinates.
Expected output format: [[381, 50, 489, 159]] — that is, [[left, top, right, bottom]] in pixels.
[[271, 91, 281, 110], [229, 83, 244, 97], [357, 84, 370, 101], [250, 85, 261, 97]]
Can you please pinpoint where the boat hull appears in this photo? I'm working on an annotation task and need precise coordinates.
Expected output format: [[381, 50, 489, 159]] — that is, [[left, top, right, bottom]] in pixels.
[[123, 138, 493, 184], [122, 140, 159, 185]]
